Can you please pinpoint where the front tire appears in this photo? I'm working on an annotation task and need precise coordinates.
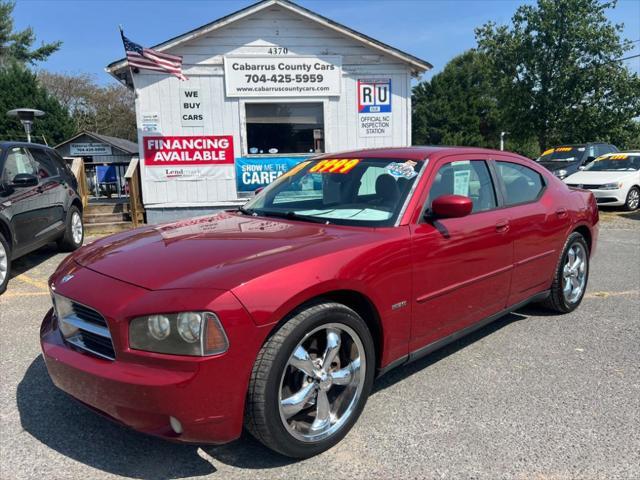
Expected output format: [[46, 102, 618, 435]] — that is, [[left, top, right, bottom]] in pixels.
[[57, 205, 84, 252], [541, 232, 589, 313], [0, 234, 10, 295], [245, 302, 375, 458], [623, 186, 639, 211]]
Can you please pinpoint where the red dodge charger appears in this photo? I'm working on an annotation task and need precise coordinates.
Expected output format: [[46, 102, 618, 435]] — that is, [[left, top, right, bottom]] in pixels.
[[41, 147, 598, 458]]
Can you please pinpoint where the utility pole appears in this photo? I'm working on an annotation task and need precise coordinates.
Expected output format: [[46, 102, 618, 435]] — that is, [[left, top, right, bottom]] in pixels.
[[500, 131, 508, 151]]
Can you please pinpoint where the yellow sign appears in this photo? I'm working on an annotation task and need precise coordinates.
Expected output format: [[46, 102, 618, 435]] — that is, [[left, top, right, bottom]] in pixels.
[[309, 159, 361, 174], [608, 154, 629, 160], [555, 147, 573, 152], [542, 148, 555, 156]]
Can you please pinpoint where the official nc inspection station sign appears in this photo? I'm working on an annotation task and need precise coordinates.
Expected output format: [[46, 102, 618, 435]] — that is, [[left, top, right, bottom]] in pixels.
[[358, 78, 392, 137]]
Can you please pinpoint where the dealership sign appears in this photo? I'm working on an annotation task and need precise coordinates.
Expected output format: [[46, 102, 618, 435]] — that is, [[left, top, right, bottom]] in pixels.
[[69, 142, 112, 156], [235, 157, 307, 192], [224, 56, 342, 97], [143, 136, 234, 181]]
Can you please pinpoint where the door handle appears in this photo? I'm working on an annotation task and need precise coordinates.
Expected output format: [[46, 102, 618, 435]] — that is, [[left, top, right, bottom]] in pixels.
[[495, 220, 510, 233], [556, 208, 568, 218]]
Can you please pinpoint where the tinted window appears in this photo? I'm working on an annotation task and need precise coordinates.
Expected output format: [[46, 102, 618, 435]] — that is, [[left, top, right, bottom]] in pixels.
[[427, 160, 497, 213], [28, 148, 56, 179], [496, 161, 545, 206], [2, 147, 37, 183]]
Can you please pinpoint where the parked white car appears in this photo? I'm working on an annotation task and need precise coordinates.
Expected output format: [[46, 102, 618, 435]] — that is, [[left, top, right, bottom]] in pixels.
[[564, 152, 640, 211]]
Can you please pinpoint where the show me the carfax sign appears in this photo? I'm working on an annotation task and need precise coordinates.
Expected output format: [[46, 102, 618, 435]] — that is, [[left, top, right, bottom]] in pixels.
[[223, 56, 342, 97]]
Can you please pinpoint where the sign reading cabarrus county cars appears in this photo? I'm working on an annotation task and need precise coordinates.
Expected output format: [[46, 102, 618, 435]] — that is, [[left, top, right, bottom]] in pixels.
[[69, 143, 112, 156], [223, 56, 342, 97]]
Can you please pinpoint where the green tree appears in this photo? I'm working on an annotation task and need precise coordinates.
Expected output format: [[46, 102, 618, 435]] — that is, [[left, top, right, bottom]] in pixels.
[[0, 64, 74, 144], [412, 50, 500, 148], [475, 0, 640, 152], [0, 0, 61, 67], [38, 71, 137, 141]]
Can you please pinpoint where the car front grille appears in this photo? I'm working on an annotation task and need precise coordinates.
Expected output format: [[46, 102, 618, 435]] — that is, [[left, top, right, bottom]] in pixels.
[[567, 184, 602, 190], [55, 296, 116, 361]]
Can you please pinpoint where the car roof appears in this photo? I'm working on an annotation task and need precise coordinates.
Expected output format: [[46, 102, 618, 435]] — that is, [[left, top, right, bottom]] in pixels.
[[314, 145, 522, 161], [0, 141, 51, 149]]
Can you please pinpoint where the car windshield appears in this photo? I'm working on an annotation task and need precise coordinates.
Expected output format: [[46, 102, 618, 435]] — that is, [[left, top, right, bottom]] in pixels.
[[584, 154, 640, 172], [242, 157, 424, 226], [538, 146, 585, 162]]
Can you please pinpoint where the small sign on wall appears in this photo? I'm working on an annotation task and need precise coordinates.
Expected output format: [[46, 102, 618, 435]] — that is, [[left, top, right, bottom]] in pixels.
[[180, 89, 205, 126], [141, 113, 161, 133], [358, 78, 392, 137], [69, 143, 112, 156]]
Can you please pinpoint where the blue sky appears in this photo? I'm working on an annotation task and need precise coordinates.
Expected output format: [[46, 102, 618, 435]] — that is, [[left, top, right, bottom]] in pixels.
[[13, 0, 640, 85]]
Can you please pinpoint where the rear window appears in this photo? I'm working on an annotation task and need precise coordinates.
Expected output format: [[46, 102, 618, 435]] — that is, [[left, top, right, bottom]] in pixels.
[[538, 146, 585, 162]]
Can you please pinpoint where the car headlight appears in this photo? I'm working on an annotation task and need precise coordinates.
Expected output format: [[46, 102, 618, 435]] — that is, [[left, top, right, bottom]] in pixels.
[[554, 169, 568, 178], [599, 182, 623, 190], [129, 311, 228, 356]]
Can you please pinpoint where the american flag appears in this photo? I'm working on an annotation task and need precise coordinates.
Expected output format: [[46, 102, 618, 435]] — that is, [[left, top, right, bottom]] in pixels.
[[120, 29, 187, 81]]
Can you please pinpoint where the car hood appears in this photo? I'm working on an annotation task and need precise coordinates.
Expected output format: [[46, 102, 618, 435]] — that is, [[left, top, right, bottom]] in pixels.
[[564, 170, 637, 184], [73, 212, 365, 291]]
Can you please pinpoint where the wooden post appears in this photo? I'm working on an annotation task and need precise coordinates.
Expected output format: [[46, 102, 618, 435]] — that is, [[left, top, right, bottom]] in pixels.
[[69, 157, 89, 209], [125, 157, 144, 227]]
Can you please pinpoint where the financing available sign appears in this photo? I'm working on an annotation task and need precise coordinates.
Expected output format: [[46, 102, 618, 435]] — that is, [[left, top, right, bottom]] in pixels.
[[224, 56, 342, 97], [143, 135, 234, 181]]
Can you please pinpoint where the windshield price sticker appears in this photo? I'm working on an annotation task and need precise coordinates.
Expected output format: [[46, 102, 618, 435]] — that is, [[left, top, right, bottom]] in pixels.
[[385, 161, 417, 179], [542, 148, 555, 156], [555, 147, 573, 152], [608, 154, 629, 160], [309, 159, 360, 174]]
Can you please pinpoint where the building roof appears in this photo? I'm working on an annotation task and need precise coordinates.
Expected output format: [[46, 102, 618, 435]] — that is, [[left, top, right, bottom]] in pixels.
[[106, 0, 432, 82], [54, 131, 138, 155]]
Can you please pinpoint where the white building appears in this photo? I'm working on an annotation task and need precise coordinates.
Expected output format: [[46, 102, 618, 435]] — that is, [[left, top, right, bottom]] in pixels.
[[106, 0, 431, 223]]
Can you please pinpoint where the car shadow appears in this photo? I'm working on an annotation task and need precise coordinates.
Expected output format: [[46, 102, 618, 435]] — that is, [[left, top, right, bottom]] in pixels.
[[9, 242, 60, 279], [18, 308, 536, 476]]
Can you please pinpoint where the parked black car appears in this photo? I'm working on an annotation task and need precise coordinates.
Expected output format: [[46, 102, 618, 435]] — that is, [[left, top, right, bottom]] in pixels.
[[536, 142, 619, 179], [0, 142, 84, 294]]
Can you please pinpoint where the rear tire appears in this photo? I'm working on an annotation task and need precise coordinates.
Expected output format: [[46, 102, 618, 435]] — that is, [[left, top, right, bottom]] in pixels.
[[57, 206, 84, 252], [245, 302, 375, 458], [623, 186, 639, 211], [541, 232, 589, 313], [0, 233, 10, 295]]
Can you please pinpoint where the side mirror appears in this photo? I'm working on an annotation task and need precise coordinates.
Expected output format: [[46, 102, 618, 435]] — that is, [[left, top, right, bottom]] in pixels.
[[430, 194, 473, 219], [578, 166, 586, 171], [11, 173, 38, 187]]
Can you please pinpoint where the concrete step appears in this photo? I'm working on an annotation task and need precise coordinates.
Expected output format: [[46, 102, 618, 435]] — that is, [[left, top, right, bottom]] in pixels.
[[85, 203, 130, 215], [85, 221, 135, 235], [84, 212, 129, 224]]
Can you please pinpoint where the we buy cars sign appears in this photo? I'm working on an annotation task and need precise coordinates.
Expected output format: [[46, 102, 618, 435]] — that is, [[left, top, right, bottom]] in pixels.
[[143, 136, 235, 181], [144, 136, 234, 166]]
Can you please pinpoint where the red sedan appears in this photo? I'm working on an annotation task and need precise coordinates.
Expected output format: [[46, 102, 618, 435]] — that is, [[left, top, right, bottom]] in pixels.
[[41, 147, 598, 458]]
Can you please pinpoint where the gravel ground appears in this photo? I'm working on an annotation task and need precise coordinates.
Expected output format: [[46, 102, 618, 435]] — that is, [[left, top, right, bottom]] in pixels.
[[1, 211, 638, 480]]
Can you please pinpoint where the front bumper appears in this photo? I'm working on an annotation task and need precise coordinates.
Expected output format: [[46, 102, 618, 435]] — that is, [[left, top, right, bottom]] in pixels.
[[590, 189, 626, 206], [40, 265, 266, 444]]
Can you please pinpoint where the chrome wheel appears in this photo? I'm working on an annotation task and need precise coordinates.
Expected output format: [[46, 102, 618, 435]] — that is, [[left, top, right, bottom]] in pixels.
[[562, 243, 587, 304], [627, 188, 639, 210], [0, 240, 7, 285], [71, 212, 83, 245], [279, 323, 366, 443]]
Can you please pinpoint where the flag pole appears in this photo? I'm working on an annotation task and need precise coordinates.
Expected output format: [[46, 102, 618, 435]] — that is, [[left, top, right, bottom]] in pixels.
[[118, 25, 136, 91]]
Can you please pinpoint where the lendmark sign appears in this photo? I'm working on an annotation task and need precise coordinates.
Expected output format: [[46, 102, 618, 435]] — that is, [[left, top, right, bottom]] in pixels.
[[143, 136, 234, 166]]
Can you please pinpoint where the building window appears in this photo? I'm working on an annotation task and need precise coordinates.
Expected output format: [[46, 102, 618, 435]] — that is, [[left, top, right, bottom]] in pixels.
[[245, 102, 324, 155]]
